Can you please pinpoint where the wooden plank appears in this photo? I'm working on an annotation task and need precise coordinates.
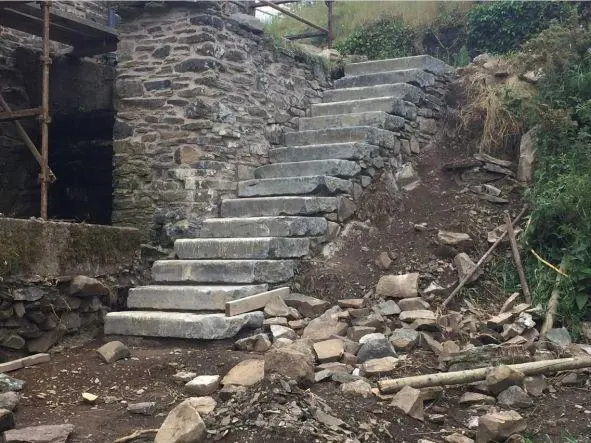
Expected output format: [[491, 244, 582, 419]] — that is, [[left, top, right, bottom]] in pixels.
[[225, 287, 290, 317], [0, 353, 50, 373], [0, 107, 42, 122]]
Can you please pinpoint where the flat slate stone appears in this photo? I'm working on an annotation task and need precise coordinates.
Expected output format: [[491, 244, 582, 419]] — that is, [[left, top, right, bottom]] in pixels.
[[238, 175, 353, 198], [220, 196, 338, 218], [104, 311, 263, 339], [310, 97, 416, 120], [345, 55, 454, 76], [5, 424, 75, 443], [174, 237, 310, 259], [269, 143, 377, 163], [323, 83, 423, 104], [254, 159, 361, 180], [334, 68, 436, 89], [194, 216, 327, 238], [299, 111, 405, 131]]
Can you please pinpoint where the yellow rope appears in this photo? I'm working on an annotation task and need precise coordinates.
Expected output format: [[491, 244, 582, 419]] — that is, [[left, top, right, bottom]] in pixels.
[[530, 249, 569, 277]]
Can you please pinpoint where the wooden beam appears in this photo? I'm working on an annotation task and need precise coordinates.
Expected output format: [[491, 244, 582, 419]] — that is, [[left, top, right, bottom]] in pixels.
[[285, 31, 327, 41], [225, 287, 290, 317], [0, 107, 42, 122], [0, 353, 50, 373], [255, 0, 328, 34]]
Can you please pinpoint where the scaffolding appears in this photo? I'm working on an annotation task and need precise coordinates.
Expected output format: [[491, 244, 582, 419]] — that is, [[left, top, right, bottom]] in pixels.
[[0, 1, 118, 219]]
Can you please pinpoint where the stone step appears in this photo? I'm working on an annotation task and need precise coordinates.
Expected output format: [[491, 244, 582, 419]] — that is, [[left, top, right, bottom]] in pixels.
[[238, 175, 353, 197], [221, 196, 338, 218], [322, 83, 422, 104], [270, 142, 377, 163], [345, 55, 454, 76], [334, 68, 435, 89], [104, 311, 264, 340], [193, 216, 327, 238], [152, 259, 296, 284], [127, 284, 268, 311], [310, 97, 417, 120], [254, 159, 361, 179], [284, 126, 398, 149], [175, 237, 310, 259], [299, 111, 405, 131]]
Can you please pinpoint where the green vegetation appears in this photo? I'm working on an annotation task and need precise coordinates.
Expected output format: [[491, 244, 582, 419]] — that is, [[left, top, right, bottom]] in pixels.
[[466, 1, 573, 55], [494, 19, 591, 333]]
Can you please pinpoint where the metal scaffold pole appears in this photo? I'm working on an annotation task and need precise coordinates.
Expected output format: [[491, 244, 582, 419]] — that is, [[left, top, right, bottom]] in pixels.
[[40, 0, 51, 219]]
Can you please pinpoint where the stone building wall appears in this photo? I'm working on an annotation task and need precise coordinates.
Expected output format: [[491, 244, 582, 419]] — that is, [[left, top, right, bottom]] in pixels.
[[111, 2, 329, 242], [0, 2, 113, 219]]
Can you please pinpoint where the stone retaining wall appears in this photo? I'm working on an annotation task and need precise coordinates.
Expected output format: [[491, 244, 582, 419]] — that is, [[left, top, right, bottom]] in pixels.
[[111, 2, 329, 241]]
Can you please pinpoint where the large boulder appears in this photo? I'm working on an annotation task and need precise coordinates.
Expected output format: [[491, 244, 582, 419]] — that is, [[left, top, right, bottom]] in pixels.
[[154, 398, 206, 443]]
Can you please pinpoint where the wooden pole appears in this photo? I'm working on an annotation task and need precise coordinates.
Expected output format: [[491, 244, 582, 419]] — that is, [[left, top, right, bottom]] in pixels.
[[378, 356, 591, 393], [40, 0, 51, 220], [442, 205, 528, 308], [540, 258, 567, 337], [505, 213, 532, 303], [326, 0, 333, 48], [255, 0, 329, 35]]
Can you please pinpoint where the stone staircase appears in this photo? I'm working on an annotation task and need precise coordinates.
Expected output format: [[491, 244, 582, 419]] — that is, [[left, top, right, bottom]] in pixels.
[[104, 55, 453, 339]]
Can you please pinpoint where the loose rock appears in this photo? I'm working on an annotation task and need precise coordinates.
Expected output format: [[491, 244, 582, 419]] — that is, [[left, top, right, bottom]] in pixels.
[[375, 273, 419, 298], [374, 300, 401, 316], [545, 327, 571, 351], [270, 325, 297, 341], [341, 379, 373, 397], [5, 424, 75, 443], [97, 341, 130, 364], [357, 338, 397, 363], [485, 365, 525, 395], [264, 295, 292, 318], [375, 252, 393, 270], [283, 293, 328, 317], [444, 434, 475, 443], [437, 231, 473, 249], [399, 310, 436, 323], [264, 346, 314, 388], [454, 253, 482, 283], [390, 329, 420, 351], [154, 397, 206, 443], [185, 375, 220, 396], [172, 371, 197, 384], [459, 392, 495, 406], [347, 326, 376, 342], [391, 385, 424, 421], [361, 356, 398, 376], [302, 309, 348, 342], [68, 275, 109, 297], [222, 359, 264, 387], [497, 386, 533, 409], [0, 374, 24, 393], [0, 392, 20, 411], [313, 339, 344, 363], [234, 333, 272, 352], [127, 401, 156, 415], [398, 297, 430, 311], [523, 375, 546, 397], [476, 410, 526, 443]]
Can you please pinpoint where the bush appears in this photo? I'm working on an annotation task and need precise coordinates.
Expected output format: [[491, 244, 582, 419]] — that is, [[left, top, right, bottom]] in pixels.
[[466, 1, 573, 55], [335, 17, 416, 60]]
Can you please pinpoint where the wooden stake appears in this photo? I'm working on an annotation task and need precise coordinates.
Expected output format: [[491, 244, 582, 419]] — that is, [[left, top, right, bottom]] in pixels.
[[378, 356, 591, 393], [442, 205, 528, 308], [505, 213, 532, 303], [540, 258, 567, 337]]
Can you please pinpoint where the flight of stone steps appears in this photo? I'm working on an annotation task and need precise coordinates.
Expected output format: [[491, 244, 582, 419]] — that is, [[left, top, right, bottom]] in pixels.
[[105, 55, 454, 339]]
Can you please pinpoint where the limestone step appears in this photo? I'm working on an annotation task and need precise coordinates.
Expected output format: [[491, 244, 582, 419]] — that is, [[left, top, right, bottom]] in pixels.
[[127, 284, 268, 311], [254, 159, 361, 179], [310, 97, 417, 120], [322, 83, 422, 104], [284, 126, 398, 149], [270, 142, 377, 163], [221, 196, 338, 218], [152, 259, 296, 284], [345, 55, 454, 77], [193, 216, 327, 238], [299, 111, 405, 131], [175, 237, 310, 259], [238, 175, 352, 197], [334, 68, 435, 89], [104, 311, 264, 339]]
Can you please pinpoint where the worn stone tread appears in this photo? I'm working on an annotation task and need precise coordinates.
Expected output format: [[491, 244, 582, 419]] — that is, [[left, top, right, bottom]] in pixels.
[[220, 196, 339, 218], [175, 237, 310, 259], [193, 216, 327, 238], [299, 111, 405, 131], [334, 68, 435, 89], [310, 97, 417, 120], [254, 159, 361, 179], [238, 175, 353, 197], [322, 83, 422, 104], [269, 143, 377, 163]]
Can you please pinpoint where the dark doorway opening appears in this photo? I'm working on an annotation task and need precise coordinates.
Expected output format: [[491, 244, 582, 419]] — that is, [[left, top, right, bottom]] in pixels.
[[48, 110, 114, 224]]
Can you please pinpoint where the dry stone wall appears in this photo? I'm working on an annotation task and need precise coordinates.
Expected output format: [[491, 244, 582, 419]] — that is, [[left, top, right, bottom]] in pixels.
[[111, 2, 329, 243]]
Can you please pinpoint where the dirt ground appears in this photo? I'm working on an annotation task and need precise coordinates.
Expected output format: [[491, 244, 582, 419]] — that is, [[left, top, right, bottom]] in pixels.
[[10, 334, 591, 443]]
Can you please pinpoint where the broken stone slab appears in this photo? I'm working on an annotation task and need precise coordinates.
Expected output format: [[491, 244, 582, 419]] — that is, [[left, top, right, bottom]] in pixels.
[[341, 379, 373, 397], [499, 293, 520, 314], [234, 333, 272, 352], [221, 359, 264, 387], [454, 253, 482, 283], [358, 332, 387, 345], [391, 385, 424, 421], [398, 297, 430, 311], [0, 392, 20, 412], [444, 434, 474, 443], [361, 356, 398, 376], [390, 329, 420, 352], [172, 371, 197, 384], [270, 325, 297, 341], [357, 338, 397, 363], [5, 424, 75, 443], [338, 298, 365, 309], [437, 231, 473, 250], [374, 300, 401, 316], [127, 402, 156, 415], [288, 319, 308, 330], [352, 311, 384, 328], [263, 295, 292, 318], [485, 365, 525, 395], [399, 310, 436, 323], [458, 392, 495, 406], [497, 386, 533, 409], [264, 346, 314, 388], [189, 396, 217, 415], [314, 409, 346, 428], [420, 332, 443, 355], [313, 339, 344, 363], [301, 310, 348, 342], [375, 273, 419, 298], [263, 317, 288, 326], [486, 312, 514, 330], [96, 341, 130, 364], [476, 410, 526, 443], [282, 293, 328, 318], [154, 397, 207, 443], [185, 375, 220, 396]]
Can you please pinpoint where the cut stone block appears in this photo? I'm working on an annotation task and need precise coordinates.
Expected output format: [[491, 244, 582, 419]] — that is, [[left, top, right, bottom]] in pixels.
[[311, 97, 417, 120], [345, 55, 454, 76], [254, 159, 361, 179], [104, 311, 263, 339], [175, 237, 310, 259], [284, 126, 399, 150], [194, 216, 327, 238], [221, 196, 338, 218], [335, 68, 436, 89], [238, 176, 352, 197], [323, 83, 423, 104], [270, 142, 377, 163], [300, 111, 405, 131]]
